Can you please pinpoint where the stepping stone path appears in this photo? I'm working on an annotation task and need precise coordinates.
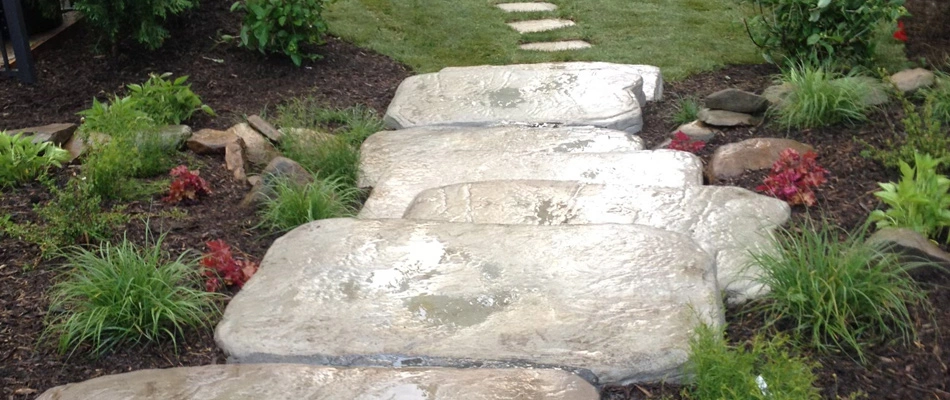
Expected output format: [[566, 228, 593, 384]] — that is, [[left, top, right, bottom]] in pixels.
[[41, 62, 791, 398], [496, 2, 592, 51]]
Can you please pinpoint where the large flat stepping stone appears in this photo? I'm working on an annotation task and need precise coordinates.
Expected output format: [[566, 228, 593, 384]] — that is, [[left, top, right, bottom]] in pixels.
[[497, 2, 558, 12], [507, 19, 575, 33], [404, 181, 791, 300], [384, 62, 663, 133], [359, 150, 702, 218], [38, 364, 598, 400], [215, 218, 722, 384], [359, 125, 645, 187], [520, 40, 592, 52]]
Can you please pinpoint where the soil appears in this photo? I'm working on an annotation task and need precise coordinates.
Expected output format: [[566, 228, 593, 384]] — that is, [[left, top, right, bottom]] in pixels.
[[1, 0, 949, 398]]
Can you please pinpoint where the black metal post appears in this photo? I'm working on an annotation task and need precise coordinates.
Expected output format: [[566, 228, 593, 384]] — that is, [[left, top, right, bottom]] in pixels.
[[1, 0, 37, 84]]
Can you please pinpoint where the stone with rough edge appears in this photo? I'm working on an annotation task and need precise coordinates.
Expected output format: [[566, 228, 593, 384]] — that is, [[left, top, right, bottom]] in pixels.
[[228, 123, 280, 166], [404, 181, 790, 300], [520, 40, 592, 52], [215, 218, 723, 385], [187, 128, 238, 154], [5, 123, 77, 145], [358, 125, 645, 187], [708, 138, 814, 181], [497, 2, 558, 12], [890, 68, 935, 93], [507, 19, 575, 33], [673, 120, 717, 141], [384, 63, 663, 133], [358, 150, 703, 219], [704, 89, 769, 114], [37, 364, 599, 400], [247, 115, 283, 142], [697, 108, 761, 127]]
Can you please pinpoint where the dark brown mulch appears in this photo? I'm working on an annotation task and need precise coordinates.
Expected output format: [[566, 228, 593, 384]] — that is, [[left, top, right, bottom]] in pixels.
[[903, 0, 950, 69]]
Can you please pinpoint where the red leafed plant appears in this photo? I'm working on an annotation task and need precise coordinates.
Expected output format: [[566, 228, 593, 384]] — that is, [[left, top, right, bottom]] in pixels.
[[667, 131, 706, 153], [893, 20, 908, 42], [163, 165, 211, 204], [756, 149, 828, 206], [199, 240, 259, 292]]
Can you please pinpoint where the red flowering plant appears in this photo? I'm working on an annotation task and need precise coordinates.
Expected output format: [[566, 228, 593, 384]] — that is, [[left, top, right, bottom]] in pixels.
[[667, 131, 706, 153], [199, 240, 259, 292], [893, 20, 908, 42], [163, 165, 211, 204], [756, 149, 828, 206]]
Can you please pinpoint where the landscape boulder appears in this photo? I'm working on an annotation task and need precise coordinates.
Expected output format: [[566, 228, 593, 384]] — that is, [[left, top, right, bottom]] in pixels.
[[704, 89, 769, 114], [186, 129, 238, 154], [5, 123, 77, 145], [697, 108, 761, 127], [890, 68, 935, 93], [240, 156, 312, 207], [247, 115, 283, 142], [673, 120, 717, 141], [708, 138, 814, 180], [228, 123, 280, 166]]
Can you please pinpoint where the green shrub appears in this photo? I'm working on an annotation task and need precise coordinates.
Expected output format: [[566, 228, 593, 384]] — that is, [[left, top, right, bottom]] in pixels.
[[771, 64, 874, 129], [685, 324, 820, 400], [78, 95, 157, 138], [126, 73, 215, 125], [918, 71, 950, 125], [73, 0, 198, 50], [672, 97, 701, 126], [863, 87, 950, 170], [868, 153, 950, 241], [257, 175, 359, 232], [750, 221, 928, 362], [230, 0, 333, 66], [742, 0, 906, 68], [0, 132, 70, 188], [43, 234, 219, 356]]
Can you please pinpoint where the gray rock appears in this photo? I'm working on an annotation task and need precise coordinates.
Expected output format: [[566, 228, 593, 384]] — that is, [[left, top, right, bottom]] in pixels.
[[229, 123, 280, 166], [704, 89, 768, 114], [697, 108, 762, 127], [497, 2, 558, 12], [890, 68, 935, 93], [6, 123, 77, 145], [215, 218, 723, 384], [37, 364, 598, 400], [673, 120, 717, 141], [762, 84, 792, 107], [187, 128, 239, 154], [405, 181, 789, 300], [837, 76, 889, 106], [359, 125, 645, 187], [867, 228, 950, 270], [384, 63, 663, 133], [155, 124, 192, 148], [708, 138, 814, 181], [519, 41, 593, 52], [240, 156, 312, 207], [507, 19, 575, 33], [247, 114, 283, 142], [359, 150, 703, 219]]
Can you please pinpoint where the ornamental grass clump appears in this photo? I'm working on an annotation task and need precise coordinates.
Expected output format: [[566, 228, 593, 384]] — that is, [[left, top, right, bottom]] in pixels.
[[256, 175, 360, 232], [772, 64, 874, 129], [750, 221, 928, 363]]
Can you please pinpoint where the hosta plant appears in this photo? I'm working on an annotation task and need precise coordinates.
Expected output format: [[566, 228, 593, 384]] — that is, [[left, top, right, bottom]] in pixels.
[[756, 149, 828, 206], [163, 165, 211, 204], [199, 240, 259, 292], [667, 131, 706, 153], [868, 153, 950, 241], [1, 132, 70, 188], [127, 73, 215, 125]]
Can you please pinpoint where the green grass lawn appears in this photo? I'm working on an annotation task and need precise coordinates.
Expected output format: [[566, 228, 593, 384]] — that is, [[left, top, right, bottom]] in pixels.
[[326, 0, 763, 80]]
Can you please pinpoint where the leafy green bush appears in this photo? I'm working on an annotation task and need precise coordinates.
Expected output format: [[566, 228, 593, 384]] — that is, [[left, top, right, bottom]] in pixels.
[[750, 221, 927, 362], [73, 0, 198, 50], [43, 234, 220, 356], [0, 132, 70, 188], [127, 73, 215, 125], [863, 87, 950, 170], [257, 175, 359, 232], [672, 97, 700, 126], [230, 0, 333, 66], [771, 64, 874, 129], [742, 0, 906, 67], [685, 324, 820, 399], [869, 153, 950, 241]]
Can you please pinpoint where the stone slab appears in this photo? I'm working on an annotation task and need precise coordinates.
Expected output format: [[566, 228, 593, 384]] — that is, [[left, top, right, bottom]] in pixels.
[[497, 2, 558, 12], [38, 364, 598, 400], [358, 150, 703, 218], [384, 63, 663, 133], [405, 181, 790, 300], [507, 19, 575, 33], [215, 218, 723, 384], [358, 125, 645, 187], [6, 123, 77, 145], [520, 40, 592, 52]]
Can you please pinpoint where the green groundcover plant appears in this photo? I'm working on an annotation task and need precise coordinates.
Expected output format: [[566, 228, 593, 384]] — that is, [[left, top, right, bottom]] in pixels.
[[869, 153, 950, 241], [0, 132, 70, 188], [230, 0, 333, 66]]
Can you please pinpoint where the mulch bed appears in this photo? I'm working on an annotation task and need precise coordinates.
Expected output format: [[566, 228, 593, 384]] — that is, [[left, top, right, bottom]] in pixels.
[[1, 0, 949, 398]]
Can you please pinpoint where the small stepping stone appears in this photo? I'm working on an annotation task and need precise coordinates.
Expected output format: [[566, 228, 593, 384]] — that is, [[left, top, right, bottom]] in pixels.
[[507, 19, 575, 33], [358, 150, 702, 218], [359, 125, 645, 187], [404, 181, 791, 300], [520, 40, 592, 52], [384, 62, 664, 133], [497, 2, 558, 12], [215, 218, 723, 384], [37, 364, 599, 400]]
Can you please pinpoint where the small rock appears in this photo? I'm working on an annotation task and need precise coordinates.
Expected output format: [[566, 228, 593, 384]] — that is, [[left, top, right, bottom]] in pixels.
[[890, 68, 935, 93], [6, 123, 78, 145], [704, 89, 769, 114], [708, 138, 814, 180], [762, 83, 792, 107], [228, 123, 279, 166], [247, 175, 262, 187], [155, 125, 192, 148], [225, 138, 247, 183], [186, 129, 238, 154], [673, 120, 717, 141], [697, 108, 762, 127], [868, 228, 950, 272], [240, 156, 312, 207], [834, 76, 889, 106], [247, 115, 283, 142]]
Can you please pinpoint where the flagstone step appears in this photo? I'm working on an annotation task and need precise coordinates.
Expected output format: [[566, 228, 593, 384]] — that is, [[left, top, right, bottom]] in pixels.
[[358, 150, 702, 219], [519, 40, 592, 52], [404, 181, 791, 300], [507, 19, 575, 33], [358, 125, 644, 187], [383, 62, 663, 133], [496, 2, 558, 12], [215, 219, 722, 385], [37, 364, 599, 400]]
